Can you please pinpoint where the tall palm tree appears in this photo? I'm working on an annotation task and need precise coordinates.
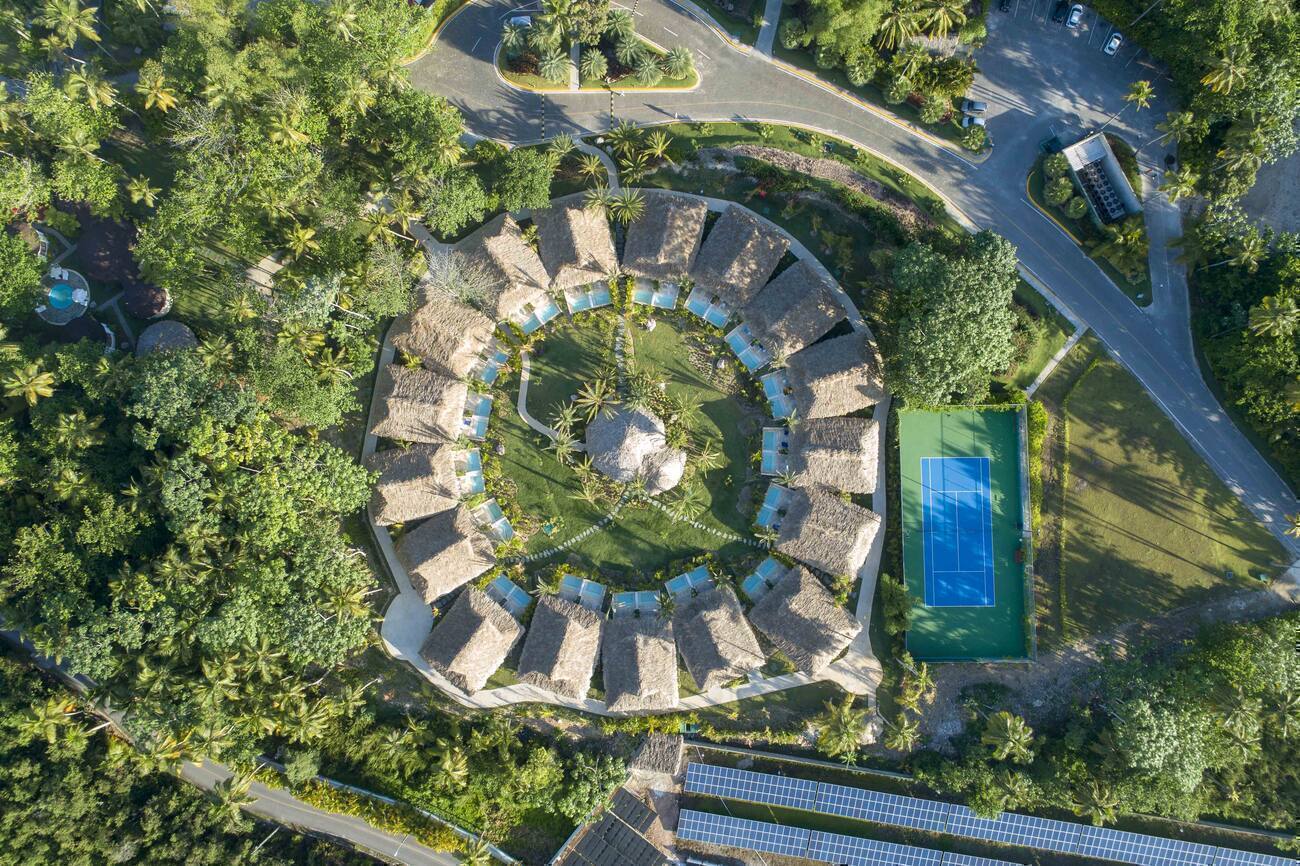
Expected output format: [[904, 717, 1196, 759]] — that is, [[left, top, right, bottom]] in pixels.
[[580, 47, 608, 81], [285, 223, 320, 259], [65, 67, 116, 112], [981, 711, 1034, 763], [343, 78, 377, 117], [922, 0, 965, 40], [1250, 294, 1298, 336], [610, 188, 645, 224], [1158, 168, 1198, 203], [814, 695, 869, 763], [435, 739, 470, 790], [875, 2, 919, 51], [1286, 513, 1300, 540], [1072, 780, 1119, 826], [1214, 142, 1264, 176], [127, 175, 161, 207], [1228, 232, 1267, 274], [883, 713, 920, 752], [325, 0, 357, 42], [539, 49, 570, 85], [1098, 79, 1153, 132], [1268, 689, 1300, 739], [634, 54, 663, 87], [136, 69, 178, 113], [665, 46, 694, 79], [39, 0, 100, 49], [1201, 48, 1249, 95], [1095, 217, 1148, 276], [210, 771, 255, 828], [18, 698, 71, 745], [4, 363, 56, 406], [575, 376, 615, 420], [1153, 110, 1197, 146]]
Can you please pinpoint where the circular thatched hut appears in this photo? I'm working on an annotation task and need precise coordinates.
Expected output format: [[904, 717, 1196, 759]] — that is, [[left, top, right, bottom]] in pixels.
[[135, 320, 198, 357], [584, 406, 686, 495], [121, 273, 172, 320]]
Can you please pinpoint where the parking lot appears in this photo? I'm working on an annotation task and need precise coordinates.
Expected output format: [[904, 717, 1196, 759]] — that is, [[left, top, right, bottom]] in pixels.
[[970, 0, 1177, 168]]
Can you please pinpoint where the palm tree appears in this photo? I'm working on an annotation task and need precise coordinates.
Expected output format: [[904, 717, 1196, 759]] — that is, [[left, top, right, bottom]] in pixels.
[[1071, 779, 1120, 826], [693, 440, 723, 472], [883, 713, 921, 752], [210, 771, 256, 828], [575, 376, 615, 420], [620, 150, 650, 184], [1158, 168, 1199, 203], [1267, 689, 1300, 740], [65, 68, 116, 112], [539, 49, 570, 85], [326, 0, 358, 41], [605, 9, 634, 41], [4, 363, 56, 406], [665, 46, 694, 79], [1286, 513, 1300, 539], [580, 47, 608, 82], [127, 175, 161, 207], [51, 409, 104, 451], [136, 69, 178, 113], [615, 37, 645, 69], [669, 483, 707, 521], [576, 152, 607, 184], [1228, 232, 1267, 274], [501, 22, 527, 56], [39, 0, 100, 49], [814, 695, 869, 763], [644, 129, 673, 162], [386, 190, 422, 235], [1098, 79, 1153, 132], [547, 430, 578, 464], [285, 223, 320, 259], [1153, 110, 1197, 147], [634, 55, 663, 87], [584, 184, 615, 216], [462, 839, 495, 866], [343, 78, 377, 117], [1215, 142, 1264, 176], [610, 188, 645, 224], [435, 739, 470, 790], [1095, 217, 1148, 277], [607, 118, 641, 156], [268, 108, 309, 147], [921, 0, 965, 39], [1202, 48, 1249, 95], [875, 2, 919, 51], [981, 711, 1034, 763], [549, 134, 577, 161], [18, 698, 71, 745]]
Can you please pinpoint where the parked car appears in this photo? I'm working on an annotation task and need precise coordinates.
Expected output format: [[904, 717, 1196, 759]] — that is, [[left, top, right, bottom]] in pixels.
[[961, 99, 988, 114], [1104, 32, 1123, 55], [508, 14, 531, 27], [961, 115, 986, 128], [1051, 1, 1068, 22], [1066, 4, 1084, 27]]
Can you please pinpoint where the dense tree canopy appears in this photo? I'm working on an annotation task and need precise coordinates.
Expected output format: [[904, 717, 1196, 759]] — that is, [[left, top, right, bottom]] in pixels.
[[887, 230, 1019, 404]]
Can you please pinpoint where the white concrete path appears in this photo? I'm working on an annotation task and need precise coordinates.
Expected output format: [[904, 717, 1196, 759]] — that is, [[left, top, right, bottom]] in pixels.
[[755, 0, 782, 55]]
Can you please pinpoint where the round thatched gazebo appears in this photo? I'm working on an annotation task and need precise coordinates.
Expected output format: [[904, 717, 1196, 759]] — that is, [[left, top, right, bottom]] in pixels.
[[121, 273, 172, 320], [584, 406, 686, 495], [135, 320, 198, 357]]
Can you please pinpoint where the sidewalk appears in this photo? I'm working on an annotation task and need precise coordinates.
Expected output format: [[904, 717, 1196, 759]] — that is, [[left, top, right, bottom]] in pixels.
[[754, 0, 782, 55]]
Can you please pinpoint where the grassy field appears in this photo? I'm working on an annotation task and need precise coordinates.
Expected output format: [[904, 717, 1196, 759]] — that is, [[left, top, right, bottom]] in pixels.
[[998, 280, 1075, 392], [1057, 345, 1288, 637], [497, 311, 762, 579], [900, 408, 1029, 661]]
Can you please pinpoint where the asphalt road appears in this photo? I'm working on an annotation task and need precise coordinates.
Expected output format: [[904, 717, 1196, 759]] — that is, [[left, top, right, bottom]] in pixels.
[[411, 0, 1300, 562]]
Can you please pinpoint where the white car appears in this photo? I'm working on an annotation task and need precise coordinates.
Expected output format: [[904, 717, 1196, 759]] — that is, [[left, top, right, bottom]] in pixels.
[[1066, 4, 1084, 27], [508, 15, 531, 27], [1104, 32, 1123, 55]]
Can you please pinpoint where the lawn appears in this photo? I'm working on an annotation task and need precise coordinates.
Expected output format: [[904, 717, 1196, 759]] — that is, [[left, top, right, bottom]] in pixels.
[[1058, 345, 1289, 637], [495, 311, 764, 579], [996, 279, 1075, 392]]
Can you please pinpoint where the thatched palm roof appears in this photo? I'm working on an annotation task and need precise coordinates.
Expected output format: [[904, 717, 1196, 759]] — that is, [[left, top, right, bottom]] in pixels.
[[672, 586, 765, 691], [121, 274, 171, 319], [367, 445, 460, 526], [396, 506, 496, 603], [369, 364, 468, 444], [748, 564, 862, 675], [420, 586, 522, 694], [585, 407, 687, 495], [621, 192, 709, 281], [785, 417, 879, 495], [533, 202, 618, 291], [135, 320, 197, 356], [517, 594, 604, 699], [628, 733, 685, 775], [785, 333, 885, 419], [741, 261, 843, 360], [603, 615, 679, 713], [776, 485, 880, 578], [688, 206, 790, 308], [390, 289, 495, 379], [456, 214, 552, 322]]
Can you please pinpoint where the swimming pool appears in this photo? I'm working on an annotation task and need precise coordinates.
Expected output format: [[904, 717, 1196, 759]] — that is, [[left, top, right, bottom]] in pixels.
[[742, 557, 784, 601], [475, 499, 514, 542], [754, 483, 789, 529], [48, 283, 74, 310], [567, 286, 612, 314], [760, 427, 789, 475], [478, 346, 510, 385], [633, 281, 679, 309], [560, 574, 607, 611], [665, 564, 713, 598], [760, 371, 794, 419], [685, 286, 731, 328]]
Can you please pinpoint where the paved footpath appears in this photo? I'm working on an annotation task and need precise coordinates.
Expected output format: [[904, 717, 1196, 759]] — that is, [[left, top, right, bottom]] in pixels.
[[411, 0, 1300, 566]]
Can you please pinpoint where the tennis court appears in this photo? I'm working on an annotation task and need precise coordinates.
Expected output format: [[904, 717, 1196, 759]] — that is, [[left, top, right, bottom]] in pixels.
[[921, 456, 995, 607], [901, 409, 1028, 660]]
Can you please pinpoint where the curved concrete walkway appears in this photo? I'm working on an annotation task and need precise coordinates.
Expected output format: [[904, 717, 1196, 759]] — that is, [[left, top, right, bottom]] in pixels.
[[516, 351, 569, 440]]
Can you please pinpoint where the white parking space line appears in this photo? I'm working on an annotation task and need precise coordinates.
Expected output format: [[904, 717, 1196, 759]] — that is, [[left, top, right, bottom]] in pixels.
[[1087, 10, 1100, 44], [472, 37, 481, 52], [1124, 48, 1143, 68], [663, 26, 677, 35]]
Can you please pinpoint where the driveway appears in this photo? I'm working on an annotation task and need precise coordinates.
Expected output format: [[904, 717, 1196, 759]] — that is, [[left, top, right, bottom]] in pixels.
[[410, 0, 1300, 563]]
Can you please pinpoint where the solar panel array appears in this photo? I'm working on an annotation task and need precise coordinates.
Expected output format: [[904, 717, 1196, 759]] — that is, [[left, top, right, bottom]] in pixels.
[[683, 763, 1298, 866], [676, 810, 809, 858]]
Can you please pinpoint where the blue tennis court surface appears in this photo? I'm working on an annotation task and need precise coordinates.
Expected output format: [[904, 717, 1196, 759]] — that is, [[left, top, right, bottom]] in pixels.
[[921, 456, 995, 607]]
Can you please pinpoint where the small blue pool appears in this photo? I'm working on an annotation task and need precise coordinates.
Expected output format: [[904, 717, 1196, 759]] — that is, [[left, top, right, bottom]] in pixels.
[[48, 283, 74, 310]]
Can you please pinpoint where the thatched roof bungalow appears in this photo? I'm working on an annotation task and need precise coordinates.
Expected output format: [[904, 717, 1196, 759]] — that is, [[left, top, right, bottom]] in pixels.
[[621, 192, 709, 281], [389, 290, 495, 379], [748, 564, 862, 675], [785, 333, 885, 419], [603, 615, 679, 713], [785, 417, 879, 495], [395, 506, 496, 603], [776, 485, 880, 578], [121, 274, 171, 320], [586, 406, 687, 495], [457, 214, 553, 323], [135, 320, 197, 356], [420, 586, 522, 694], [533, 202, 618, 291], [367, 445, 460, 526], [517, 594, 604, 699], [369, 364, 468, 444], [741, 261, 843, 360], [672, 586, 765, 691], [688, 207, 789, 308]]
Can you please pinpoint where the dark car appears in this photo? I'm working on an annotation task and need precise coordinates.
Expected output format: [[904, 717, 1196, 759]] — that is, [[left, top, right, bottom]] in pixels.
[[1051, 0, 1068, 22]]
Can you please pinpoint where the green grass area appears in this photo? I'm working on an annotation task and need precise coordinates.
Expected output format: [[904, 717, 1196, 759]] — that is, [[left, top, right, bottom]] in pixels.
[[688, 0, 760, 44], [497, 311, 763, 579], [900, 408, 1029, 661], [1027, 159, 1153, 307], [997, 279, 1075, 391], [1058, 343, 1287, 638]]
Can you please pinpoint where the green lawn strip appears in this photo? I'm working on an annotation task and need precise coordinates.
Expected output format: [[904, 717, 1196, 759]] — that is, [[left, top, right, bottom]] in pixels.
[[686, 0, 760, 44], [500, 37, 699, 92], [997, 279, 1074, 391], [1027, 159, 1153, 307], [899, 408, 1028, 661], [1058, 349, 1287, 638], [770, 44, 966, 148]]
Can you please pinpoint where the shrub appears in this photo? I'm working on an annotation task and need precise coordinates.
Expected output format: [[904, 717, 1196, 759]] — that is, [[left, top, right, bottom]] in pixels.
[[885, 76, 911, 105], [919, 92, 950, 125], [814, 44, 841, 70], [957, 16, 987, 44], [1043, 152, 1069, 179], [1065, 196, 1089, 220], [961, 125, 987, 152], [779, 17, 805, 50], [844, 45, 880, 86], [880, 572, 913, 635], [1027, 400, 1047, 533], [1046, 175, 1074, 206]]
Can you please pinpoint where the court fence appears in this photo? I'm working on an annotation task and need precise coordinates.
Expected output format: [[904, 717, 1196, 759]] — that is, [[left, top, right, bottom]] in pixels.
[[1016, 405, 1039, 662]]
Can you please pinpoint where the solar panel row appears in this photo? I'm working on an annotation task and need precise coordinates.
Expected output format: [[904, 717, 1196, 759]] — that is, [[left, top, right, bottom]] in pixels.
[[682, 764, 1298, 866], [676, 810, 809, 858]]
